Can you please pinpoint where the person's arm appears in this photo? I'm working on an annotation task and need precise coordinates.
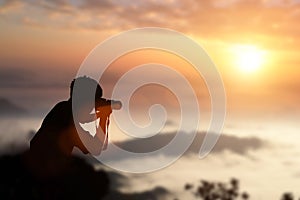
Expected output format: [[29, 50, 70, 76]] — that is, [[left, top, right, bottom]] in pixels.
[[98, 106, 112, 150], [74, 105, 113, 155], [75, 99, 121, 155]]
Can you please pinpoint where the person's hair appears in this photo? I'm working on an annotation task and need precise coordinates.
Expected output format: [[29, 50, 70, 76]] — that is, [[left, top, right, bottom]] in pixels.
[[70, 76, 103, 98]]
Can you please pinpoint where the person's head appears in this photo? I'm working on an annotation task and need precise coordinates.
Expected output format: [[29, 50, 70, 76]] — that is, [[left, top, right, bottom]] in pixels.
[[70, 76, 103, 100], [70, 76, 103, 118]]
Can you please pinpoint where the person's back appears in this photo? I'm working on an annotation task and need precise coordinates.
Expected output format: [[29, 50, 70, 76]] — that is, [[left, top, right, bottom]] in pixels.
[[30, 100, 88, 159]]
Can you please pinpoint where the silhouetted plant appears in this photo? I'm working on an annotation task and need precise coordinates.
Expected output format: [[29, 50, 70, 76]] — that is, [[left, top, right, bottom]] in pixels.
[[184, 178, 249, 200], [281, 193, 294, 200]]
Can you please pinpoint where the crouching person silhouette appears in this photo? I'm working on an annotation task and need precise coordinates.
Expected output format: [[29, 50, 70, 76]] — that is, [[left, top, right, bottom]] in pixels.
[[28, 76, 121, 177]]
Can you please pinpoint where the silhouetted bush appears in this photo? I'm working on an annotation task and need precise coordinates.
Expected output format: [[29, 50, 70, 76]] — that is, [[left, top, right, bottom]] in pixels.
[[0, 152, 110, 199], [183, 178, 249, 200], [280, 192, 300, 200]]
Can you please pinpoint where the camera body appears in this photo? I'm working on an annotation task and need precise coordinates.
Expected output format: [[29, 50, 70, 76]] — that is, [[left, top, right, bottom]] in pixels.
[[96, 98, 122, 111]]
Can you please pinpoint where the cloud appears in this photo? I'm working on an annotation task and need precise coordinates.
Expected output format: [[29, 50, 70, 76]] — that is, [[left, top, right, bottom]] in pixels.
[[101, 131, 265, 162], [2, 0, 300, 45], [106, 186, 172, 200]]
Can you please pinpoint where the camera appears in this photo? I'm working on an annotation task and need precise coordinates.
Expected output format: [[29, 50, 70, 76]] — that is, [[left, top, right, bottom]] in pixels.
[[96, 98, 122, 111]]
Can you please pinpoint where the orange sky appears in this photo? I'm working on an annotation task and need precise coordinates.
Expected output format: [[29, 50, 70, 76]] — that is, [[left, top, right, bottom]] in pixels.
[[0, 0, 299, 120]]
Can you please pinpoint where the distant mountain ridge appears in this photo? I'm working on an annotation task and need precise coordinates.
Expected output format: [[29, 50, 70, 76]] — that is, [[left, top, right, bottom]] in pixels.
[[0, 98, 27, 116]]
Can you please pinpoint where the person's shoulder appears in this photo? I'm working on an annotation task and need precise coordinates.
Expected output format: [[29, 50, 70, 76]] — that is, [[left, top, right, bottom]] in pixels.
[[42, 100, 72, 124], [55, 100, 70, 107], [49, 100, 71, 113]]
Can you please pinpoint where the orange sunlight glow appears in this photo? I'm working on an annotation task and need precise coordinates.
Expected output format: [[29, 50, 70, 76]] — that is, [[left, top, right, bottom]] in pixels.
[[231, 45, 267, 73]]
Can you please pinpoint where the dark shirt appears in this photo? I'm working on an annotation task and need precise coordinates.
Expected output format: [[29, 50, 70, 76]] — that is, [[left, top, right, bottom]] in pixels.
[[30, 100, 89, 158]]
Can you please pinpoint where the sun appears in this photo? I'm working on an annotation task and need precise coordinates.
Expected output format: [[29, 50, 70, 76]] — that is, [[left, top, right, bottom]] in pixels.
[[232, 45, 266, 73]]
